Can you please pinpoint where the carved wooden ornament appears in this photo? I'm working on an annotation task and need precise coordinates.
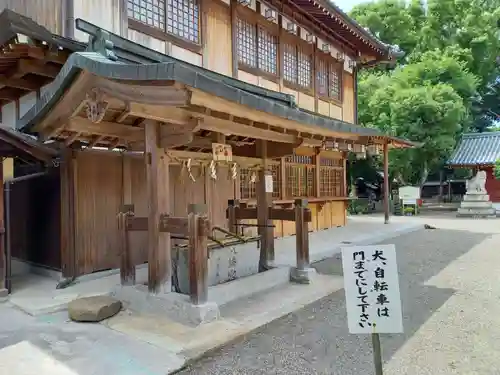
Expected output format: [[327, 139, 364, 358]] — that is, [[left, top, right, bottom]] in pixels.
[[85, 89, 109, 123]]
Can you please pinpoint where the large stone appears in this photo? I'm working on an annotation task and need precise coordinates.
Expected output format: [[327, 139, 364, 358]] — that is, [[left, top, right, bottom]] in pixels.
[[68, 295, 122, 322]]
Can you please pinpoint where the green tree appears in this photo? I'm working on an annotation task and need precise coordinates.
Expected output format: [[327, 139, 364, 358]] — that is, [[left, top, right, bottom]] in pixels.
[[357, 51, 475, 184], [349, 0, 499, 183]]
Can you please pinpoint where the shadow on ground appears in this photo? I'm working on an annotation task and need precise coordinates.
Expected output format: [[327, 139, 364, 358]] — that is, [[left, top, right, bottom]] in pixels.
[[178, 228, 491, 375]]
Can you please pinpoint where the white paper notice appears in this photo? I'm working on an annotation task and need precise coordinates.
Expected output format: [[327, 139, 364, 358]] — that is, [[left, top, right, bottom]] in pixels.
[[341, 244, 403, 334], [265, 174, 273, 193]]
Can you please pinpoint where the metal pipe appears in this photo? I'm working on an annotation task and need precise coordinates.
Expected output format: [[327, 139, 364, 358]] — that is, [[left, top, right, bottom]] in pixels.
[[4, 171, 49, 293], [64, 0, 75, 39]]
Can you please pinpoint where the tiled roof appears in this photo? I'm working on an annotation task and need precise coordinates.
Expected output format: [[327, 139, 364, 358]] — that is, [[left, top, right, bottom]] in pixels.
[[447, 132, 500, 166]]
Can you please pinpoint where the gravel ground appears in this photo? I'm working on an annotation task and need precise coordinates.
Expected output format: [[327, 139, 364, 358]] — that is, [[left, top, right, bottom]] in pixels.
[[178, 224, 492, 375]]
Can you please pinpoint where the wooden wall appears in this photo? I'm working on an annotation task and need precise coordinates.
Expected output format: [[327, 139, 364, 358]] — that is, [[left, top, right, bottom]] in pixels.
[[0, 0, 63, 34], [73, 151, 237, 275], [72, 150, 346, 275]]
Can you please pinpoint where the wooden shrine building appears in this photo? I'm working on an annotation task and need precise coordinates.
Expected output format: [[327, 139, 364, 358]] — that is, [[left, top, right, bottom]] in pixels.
[[0, 5, 415, 291]]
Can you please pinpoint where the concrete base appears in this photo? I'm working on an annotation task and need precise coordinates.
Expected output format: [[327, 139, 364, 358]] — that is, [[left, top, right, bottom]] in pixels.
[[290, 267, 317, 284], [113, 267, 291, 325], [0, 289, 7, 303], [113, 284, 220, 326], [457, 193, 496, 218], [174, 241, 260, 293], [11, 259, 62, 281]]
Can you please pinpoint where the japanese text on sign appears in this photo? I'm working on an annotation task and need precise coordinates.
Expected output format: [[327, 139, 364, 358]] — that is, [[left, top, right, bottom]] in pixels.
[[341, 245, 403, 334]]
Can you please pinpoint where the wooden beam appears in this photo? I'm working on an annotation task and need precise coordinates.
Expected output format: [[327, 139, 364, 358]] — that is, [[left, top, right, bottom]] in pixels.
[[116, 104, 131, 123], [0, 75, 41, 91], [383, 141, 390, 224], [128, 103, 299, 144], [166, 149, 265, 167], [233, 141, 298, 159], [160, 118, 202, 136], [94, 77, 190, 106], [25, 46, 69, 65], [189, 89, 361, 141], [66, 117, 143, 142], [226, 206, 312, 222], [188, 106, 298, 144], [64, 132, 81, 147], [88, 135, 105, 149], [160, 132, 194, 148], [128, 102, 191, 124], [0, 88, 25, 101], [18, 59, 59, 78], [145, 120, 171, 294]]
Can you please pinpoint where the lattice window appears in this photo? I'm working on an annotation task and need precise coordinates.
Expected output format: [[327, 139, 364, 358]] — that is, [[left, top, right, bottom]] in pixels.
[[320, 157, 342, 167], [270, 164, 281, 199], [283, 43, 298, 84], [283, 43, 311, 89], [316, 58, 328, 97], [317, 56, 342, 101], [237, 18, 257, 68], [128, 0, 200, 44], [239, 168, 257, 199], [284, 155, 315, 198], [319, 157, 344, 197], [297, 50, 312, 88], [329, 64, 341, 101], [128, 0, 165, 29], [166, 0, 200, 43], [239, 166, 280, 199], [257, 27, 278, 75]]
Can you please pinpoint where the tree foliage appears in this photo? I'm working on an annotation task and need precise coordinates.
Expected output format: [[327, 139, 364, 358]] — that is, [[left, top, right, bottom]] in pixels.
[[349, 0, 500, 184]]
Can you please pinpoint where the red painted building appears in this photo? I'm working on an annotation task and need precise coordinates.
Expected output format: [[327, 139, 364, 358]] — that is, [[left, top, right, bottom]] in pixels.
[[448, 132, 500, 203]]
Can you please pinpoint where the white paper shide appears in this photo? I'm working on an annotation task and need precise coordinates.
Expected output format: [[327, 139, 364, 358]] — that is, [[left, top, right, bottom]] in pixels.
[[341, 244, 403, 334]]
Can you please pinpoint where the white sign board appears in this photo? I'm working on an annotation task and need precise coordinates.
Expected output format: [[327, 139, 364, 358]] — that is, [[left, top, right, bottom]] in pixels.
[[402, 199, 417, 205], [265, 174, 274, 193], [398, 186, 420, 200], [341, 244, 403, 334]]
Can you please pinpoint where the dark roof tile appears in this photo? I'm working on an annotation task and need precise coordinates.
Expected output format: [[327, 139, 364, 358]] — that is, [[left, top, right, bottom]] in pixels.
[[448, 132, 500, 166]]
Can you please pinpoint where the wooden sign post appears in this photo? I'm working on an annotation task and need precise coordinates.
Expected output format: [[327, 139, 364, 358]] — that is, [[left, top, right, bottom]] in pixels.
[[341, 244, 403, 375]]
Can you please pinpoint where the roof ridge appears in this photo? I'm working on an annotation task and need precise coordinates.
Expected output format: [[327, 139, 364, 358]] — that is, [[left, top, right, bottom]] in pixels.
[[462, 131, 500, 138]]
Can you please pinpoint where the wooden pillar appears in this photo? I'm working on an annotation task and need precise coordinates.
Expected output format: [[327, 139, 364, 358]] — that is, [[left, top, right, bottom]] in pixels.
[[294, 198, 310, 271], [315, 150, 321, 197], [119, 155, 135, 285], [227, 199, 240, 234], [188, 203, 208, 305], [145, 120, 171, 294], [257, 140, 274, 272], [0, 161, 6, 295], [383, 142, 390, 224], [118, 205, 135, 286], [279, 157, 286, 199], [60, 149, 76, 278], [438, 169, 444, 202]]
